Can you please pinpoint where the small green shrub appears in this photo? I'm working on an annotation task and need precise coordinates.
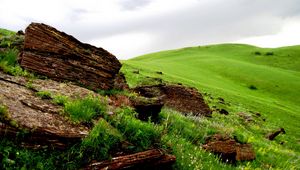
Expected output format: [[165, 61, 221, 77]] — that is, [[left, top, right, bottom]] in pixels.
[[82, 119, 122, 160], [254, 51, 261, 55], [0, 105, 7, 115], [265, 52, 274, 56], [110, 107, 162, 151], [0, 49, 34, 77], [64, 96, 107, 123], [249, 85, 257, 90], [0, 49, 17, 66], [25, 81, 35, 90], [36, 91, 52, 99], [233, 130, 248, 144], [53, 95, 69, 106]]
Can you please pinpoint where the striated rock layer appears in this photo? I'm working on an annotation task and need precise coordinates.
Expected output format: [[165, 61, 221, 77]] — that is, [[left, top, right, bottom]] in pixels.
[[19, 23, 121, 90]]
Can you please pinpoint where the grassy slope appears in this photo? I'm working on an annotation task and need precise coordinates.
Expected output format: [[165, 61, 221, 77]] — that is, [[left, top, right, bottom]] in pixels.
[[122, 44, 300, 169], [0, 28, 15, 36]]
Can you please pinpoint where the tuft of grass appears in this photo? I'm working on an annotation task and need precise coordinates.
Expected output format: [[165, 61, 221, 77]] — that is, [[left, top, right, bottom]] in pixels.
[[97, 89, 136, 97], [0, 104, 7, 115], [0, 104, 10, 121], [36, 91, 52, 99], [254, 51, 261, 55], [265, 51, 274, 56], [248, 85, 257, 90], [64, 96, 107, 123], [0, 48, 17, 66], [109, 107, 163, 151], [0, 49, 34, 78], [82, 119, 122, 160], [52, 95, 69, 106]]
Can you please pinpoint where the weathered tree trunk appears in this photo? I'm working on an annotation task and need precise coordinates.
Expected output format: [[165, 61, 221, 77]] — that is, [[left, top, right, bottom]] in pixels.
[[86, 149, 176, 170], [19, 23, 121, 90]]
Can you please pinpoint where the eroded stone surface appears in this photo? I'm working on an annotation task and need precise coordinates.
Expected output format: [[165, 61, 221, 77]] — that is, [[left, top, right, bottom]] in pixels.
[[19, 23, 121, 90], [134, 84, 211, 117], [203, 134, 255, 163], [0, 71, 93, 148]]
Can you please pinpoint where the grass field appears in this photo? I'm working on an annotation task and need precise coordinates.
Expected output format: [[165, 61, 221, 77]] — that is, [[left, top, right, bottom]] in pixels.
[[122, 43, 300, 169]]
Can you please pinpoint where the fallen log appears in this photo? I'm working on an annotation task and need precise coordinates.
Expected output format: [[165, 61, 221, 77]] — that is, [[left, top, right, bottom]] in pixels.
[[86, 149, 176, 170], [19, 23, 122, 90]]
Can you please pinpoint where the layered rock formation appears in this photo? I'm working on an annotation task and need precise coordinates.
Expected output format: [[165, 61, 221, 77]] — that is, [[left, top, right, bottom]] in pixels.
[[19, 23, 121, 90]]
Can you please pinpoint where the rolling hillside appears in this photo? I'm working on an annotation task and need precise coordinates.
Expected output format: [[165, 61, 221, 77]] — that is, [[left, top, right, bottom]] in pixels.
[[122, 44, 300, 169], [1, 25, 299, 169]]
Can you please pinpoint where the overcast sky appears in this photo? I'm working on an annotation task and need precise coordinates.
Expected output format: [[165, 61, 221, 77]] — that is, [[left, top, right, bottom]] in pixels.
[[1, 0, 300, 59]]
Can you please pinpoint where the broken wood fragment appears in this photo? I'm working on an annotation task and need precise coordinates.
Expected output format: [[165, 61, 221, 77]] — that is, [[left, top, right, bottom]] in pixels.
[[86, 149, 176, 170], [266, 128, 285, 140]]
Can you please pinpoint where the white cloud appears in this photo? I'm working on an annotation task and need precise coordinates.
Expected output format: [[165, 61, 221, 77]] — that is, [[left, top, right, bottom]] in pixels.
[[1, 0, 300, 59], [236, 18, 300, 48], [89, 31, 155, 59]]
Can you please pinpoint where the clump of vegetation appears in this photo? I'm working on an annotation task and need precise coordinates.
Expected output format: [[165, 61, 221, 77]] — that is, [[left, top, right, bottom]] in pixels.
[[265, 51, 274, 56], [82, 119, 122, 160], [52, 95, 69, 106], [64, 96, 107, 123], [97, 89, 136, 97], [0, 104, 10, 122], [0, 49, 34, 77], [254, 51, 261, 55], [36, 90, 52, 99], [109, 107, 163, 151], [0, 104, 7, 115], [248, 85, 257, 90]]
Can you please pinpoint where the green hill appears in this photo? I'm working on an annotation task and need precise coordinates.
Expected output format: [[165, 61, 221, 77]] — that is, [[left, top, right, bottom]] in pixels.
[[0, 28, 15, 37], [122, 43, 300, 169]]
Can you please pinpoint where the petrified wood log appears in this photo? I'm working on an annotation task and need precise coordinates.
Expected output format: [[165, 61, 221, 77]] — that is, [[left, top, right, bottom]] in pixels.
[[132, 97, 164, 122], [134, 84, 212, 117], [19, 23, 121, 90], [86, 149, 176, 170], [266, 128, 286, 140], [203, 134, 255, 163], [0, 71, 89, 149]]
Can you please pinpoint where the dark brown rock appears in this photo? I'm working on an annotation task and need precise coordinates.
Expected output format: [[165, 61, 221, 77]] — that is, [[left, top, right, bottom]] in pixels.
[[113, 73, 129, 90], [134, 84, 211, 117], [132, 70, 139, 74], [132, 97, 164, 122], [219, 108, 229, 115], [203, 134, 255, 163], [19, 23, 121, 90], [16, 30, 25, 36], [238, 112, 253, 122], [266, 128, 286, 140]]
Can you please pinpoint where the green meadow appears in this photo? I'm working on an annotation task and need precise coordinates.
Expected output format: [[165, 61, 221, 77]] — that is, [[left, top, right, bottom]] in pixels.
[[122, 44, 300, 169]]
